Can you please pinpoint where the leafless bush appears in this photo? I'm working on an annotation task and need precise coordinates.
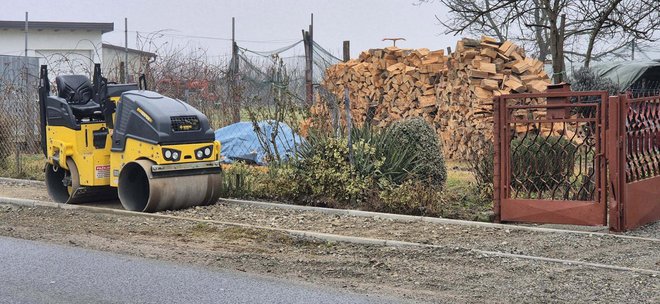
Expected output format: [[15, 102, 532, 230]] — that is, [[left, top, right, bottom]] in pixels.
[[245, 55, 307, 164], [145, 45, 229, 127]]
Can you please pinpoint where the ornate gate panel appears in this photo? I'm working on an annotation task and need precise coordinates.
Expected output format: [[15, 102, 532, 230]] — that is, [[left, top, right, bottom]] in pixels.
[[608, 94, 660, 231], [494, 87, 608, 226]]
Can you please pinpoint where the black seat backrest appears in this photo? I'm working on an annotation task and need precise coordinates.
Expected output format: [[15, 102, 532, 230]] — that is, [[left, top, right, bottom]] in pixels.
[[55, 75, 93, 104]]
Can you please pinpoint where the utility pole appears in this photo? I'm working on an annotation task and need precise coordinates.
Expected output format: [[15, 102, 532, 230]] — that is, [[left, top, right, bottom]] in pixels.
[[343, 41, 350, 62], [632, 39, 635, 61], [18, 12, 28, 174], [124, 18, 129, 83], [230, 17, 240, 123], [24, 12, 28, 60]]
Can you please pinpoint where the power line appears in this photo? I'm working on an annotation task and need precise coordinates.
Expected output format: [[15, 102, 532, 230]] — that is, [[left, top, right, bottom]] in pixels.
[[136, 31, 300, 44]]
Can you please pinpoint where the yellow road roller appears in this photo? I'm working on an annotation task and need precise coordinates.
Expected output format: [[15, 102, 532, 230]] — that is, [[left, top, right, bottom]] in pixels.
[[38, 64, 222, 212]]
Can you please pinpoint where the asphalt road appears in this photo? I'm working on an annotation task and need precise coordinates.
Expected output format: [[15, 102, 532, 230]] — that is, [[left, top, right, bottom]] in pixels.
[[0, 236, 405, 304]]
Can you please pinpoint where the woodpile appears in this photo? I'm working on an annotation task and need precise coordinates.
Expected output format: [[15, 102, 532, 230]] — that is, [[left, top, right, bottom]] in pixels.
[[318, 47, 446, 128], [315, 36, 551, 160]]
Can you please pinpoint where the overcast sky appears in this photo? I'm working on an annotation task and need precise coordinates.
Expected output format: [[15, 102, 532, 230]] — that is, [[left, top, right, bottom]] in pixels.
[[1, 0, 458, 59], [3, 0, 657, 62]]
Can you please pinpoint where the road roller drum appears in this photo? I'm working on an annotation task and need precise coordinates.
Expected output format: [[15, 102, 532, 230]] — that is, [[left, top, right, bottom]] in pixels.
[[118, 160, 222, 212]]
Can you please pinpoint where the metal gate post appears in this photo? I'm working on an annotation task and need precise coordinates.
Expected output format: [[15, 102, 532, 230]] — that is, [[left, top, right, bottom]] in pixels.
[[607, 95, 624, 231], [493, 96, 501, 222], [599, 93, 608, 225]]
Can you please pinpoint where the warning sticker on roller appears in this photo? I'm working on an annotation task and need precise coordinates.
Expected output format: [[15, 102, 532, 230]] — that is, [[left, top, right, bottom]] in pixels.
[[95, 165, 110, 179]]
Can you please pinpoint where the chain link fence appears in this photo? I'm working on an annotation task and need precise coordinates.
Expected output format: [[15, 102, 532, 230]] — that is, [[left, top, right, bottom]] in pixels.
[[0, 40, 342, 177], [0, 55, 41, 178], [148, 41, 341, 164]]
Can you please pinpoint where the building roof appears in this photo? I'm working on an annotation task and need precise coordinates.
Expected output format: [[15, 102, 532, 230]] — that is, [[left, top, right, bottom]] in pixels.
[[102, 43, 157, 59], [0, 20, 114, 33]]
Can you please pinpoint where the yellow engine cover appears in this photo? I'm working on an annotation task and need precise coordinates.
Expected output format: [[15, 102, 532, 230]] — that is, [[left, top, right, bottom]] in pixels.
[[46, 123, 112, 186]]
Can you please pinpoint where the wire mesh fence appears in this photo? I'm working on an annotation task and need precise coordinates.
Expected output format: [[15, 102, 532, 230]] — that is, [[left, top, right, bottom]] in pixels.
[[0, 40, 342, 177], [148, 40, 341, 164], [0, 55, 41, 177]]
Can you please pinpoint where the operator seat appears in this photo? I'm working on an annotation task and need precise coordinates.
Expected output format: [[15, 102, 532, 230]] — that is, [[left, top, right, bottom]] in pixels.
[[55, 75, 102, 119]]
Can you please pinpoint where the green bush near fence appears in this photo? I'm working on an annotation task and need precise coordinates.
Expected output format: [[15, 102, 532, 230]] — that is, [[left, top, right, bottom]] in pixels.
[[388, 117, 447, 188], [510, 135, 577, 192], [296, 135, 370, 202]]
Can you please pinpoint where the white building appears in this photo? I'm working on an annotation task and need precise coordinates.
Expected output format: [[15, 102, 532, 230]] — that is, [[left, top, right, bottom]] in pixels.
[[101, 43, 156, 83], [0, 20, 155, 81], [0, 20, 112, 76]]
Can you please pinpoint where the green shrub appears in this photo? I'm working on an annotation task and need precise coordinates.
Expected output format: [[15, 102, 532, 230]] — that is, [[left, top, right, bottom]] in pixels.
[[378, 179, 443, 216], [296, 134, 371, 203], [510, 135, 577, 192], [569, 67, 620, 94], [220, 162, 303, 201], [351, 123, 419, 185], [221, 162, 267, 198], [388, 118, 446, 188], [259, 164, 303, 199]]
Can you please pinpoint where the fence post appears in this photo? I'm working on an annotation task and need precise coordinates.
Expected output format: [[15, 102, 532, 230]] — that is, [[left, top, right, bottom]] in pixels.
[[493, 96, 501, 222], [606, 95, 622, 231], [344, 88, 353, 166], [342, 41, 350, 62], [301, 14, 314, 108], [119, 62, 125, 83], [14, 123, 21, 176], [230, 17, 241, 123]]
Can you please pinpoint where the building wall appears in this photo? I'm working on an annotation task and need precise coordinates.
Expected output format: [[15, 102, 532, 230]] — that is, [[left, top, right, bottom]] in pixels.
[[101, 47, 151, 83], [0, 28, 102, 76]]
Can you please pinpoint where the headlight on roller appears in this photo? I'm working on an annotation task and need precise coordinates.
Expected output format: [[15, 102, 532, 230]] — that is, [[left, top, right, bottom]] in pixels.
[[194, 145, 214, 160], [162, 148, 181, 161]]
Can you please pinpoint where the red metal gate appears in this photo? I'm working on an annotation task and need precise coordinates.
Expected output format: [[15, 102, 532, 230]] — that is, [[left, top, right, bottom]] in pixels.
[[608, 94, 660, 231], [494, 86, 660, 231], [493, 87, 609, 226]]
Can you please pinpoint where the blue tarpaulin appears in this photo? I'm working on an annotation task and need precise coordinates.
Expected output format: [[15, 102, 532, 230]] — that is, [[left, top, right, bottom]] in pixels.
[[214, 121, 304, 165]]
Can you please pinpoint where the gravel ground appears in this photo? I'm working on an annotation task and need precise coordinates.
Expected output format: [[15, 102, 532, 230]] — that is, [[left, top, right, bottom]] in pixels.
[[2, 179, 658, 239], [160, 201, 660, 270], [627, 221, 660, 239], [0, 205, 658, 304], [1, 179, 659, 303]]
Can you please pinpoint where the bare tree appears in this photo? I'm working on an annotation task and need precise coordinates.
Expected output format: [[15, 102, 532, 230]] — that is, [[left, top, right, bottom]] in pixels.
[[576, 0, 660, 67], [421, 0, 660, 82]]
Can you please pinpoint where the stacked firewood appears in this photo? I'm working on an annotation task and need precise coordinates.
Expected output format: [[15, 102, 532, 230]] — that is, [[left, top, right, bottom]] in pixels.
[[320, 47, 446, 127], [316, 36, 551, 159]]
